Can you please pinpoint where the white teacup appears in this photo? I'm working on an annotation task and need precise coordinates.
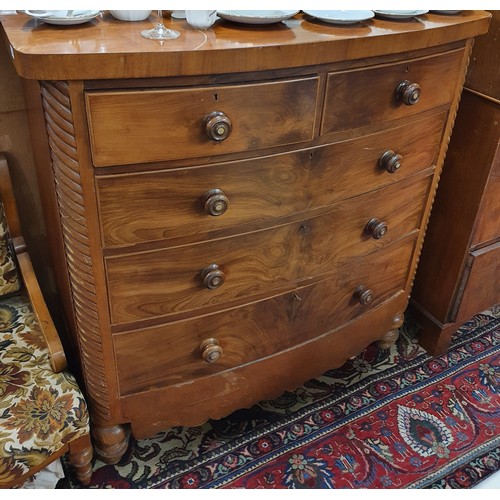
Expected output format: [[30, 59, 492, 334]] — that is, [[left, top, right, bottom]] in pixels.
[[110, 10, 152, 22], [185, 10, 217, 29]]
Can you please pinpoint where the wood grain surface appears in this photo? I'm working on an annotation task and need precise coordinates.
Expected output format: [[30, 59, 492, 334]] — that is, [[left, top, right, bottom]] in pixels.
[[322, 48, 464, 134], [86, 77, 318, 167], [97, 112, 446, 248], [114, 237, 416, 394], [105, 173, 431, 325], [120, 292, 409, 434], [0, 11, 490, 80]]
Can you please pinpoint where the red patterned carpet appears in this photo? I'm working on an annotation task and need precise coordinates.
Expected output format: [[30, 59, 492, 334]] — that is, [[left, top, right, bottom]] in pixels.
[[63, 306, 499, 489]]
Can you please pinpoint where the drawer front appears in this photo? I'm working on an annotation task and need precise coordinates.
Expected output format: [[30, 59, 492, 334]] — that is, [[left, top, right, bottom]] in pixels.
[[86, 77, 318, 167], [457, 241, 500, 323], [105, 174, 430, 325], [114, 237, 416, 395], [97, 113, 445, 248], [321, 49, 464, 135]]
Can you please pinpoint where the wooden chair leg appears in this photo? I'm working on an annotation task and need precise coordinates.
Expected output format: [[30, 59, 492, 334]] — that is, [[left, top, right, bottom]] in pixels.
[[68, 434, 93, 486]]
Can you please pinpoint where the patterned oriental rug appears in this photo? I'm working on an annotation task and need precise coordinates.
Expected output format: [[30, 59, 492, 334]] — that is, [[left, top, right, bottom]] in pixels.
[[62, 306, 500, 489]]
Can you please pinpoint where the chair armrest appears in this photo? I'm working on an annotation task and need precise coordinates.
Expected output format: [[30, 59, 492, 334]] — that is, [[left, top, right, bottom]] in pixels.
[[16, 249, 67, 373], [0, 154, 67, 372]]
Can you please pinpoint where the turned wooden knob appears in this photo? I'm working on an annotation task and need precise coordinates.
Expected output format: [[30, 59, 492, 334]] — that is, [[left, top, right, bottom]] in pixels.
[[203, 111, 232, 141], [200, 338, 223, 363], [379, 150, 403, 173], [201, 189, 229, 216], [354, 285, 374, 306], [201, 263, 225, 289], [365, 218, 388, 239], [396, 80, 421, 106]]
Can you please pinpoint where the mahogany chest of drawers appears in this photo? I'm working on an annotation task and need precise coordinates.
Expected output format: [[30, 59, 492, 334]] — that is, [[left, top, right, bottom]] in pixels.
[[0, 11, 490, 463]]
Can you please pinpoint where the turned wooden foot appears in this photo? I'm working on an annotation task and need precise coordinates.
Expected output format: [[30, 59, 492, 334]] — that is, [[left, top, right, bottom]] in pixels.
[[378, 312, 405, 349], [68, 434, 93, 486], [92, 423, 129, 465]]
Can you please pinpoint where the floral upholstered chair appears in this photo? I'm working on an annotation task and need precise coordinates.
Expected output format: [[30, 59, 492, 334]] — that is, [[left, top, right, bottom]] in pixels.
[[0, 154, 93, 488]]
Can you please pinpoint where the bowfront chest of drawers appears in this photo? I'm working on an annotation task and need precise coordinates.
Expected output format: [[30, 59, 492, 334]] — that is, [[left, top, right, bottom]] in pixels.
[[1, 11, 490, 463]]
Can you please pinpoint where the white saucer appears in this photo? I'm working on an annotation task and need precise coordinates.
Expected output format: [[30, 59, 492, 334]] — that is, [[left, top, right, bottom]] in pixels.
[[217, 10, 299, 25], [303, 10, 374, 25], [374, 10, 429, 20], [23, 10, 101, 25]]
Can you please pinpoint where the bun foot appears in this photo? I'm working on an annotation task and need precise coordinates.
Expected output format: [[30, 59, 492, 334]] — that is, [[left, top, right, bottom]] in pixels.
[[378, 312, 404, 349], [92, 424, 128, 465]]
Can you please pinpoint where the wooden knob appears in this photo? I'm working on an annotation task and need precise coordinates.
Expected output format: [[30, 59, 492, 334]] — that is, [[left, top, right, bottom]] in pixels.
[[203, 111, 232, 141], [379, 150, 403, 173], [200, 338, 223, 363], [365, 218, 388, 240], [354, 285, 374, 306], [201, 263, 225, 289], [396, 80, 421, 106], [202, 189, 229, 216]]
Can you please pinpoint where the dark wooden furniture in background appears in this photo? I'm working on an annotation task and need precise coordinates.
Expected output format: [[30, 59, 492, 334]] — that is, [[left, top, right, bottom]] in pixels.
[[0, 11, 490, 464], [411, 10, 499, 355]]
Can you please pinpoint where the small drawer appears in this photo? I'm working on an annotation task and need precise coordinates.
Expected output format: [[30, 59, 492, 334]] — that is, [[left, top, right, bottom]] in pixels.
[[97, 112, 446, 248], [113, 237, 416, 395], [321, 48, 464, 135], [85, 77, 319, 167], [456, 241, 500, 323], [105, 173, 430, 325]]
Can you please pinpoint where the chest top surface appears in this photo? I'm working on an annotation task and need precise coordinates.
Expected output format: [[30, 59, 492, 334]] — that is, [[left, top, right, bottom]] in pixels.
[[0, 11, 491, 80]]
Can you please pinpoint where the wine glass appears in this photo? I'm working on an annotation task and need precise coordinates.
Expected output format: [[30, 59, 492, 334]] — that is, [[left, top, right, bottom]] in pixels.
[[141, 10, 180, 40]]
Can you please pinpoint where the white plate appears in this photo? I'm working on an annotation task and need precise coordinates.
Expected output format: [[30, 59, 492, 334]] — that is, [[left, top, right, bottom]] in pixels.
[[430, 10, 461, 15], [374, 10, 429, 20], [23, 10, 101, 25], [217, 10, 299, 25], [303, 10, 374, 25]]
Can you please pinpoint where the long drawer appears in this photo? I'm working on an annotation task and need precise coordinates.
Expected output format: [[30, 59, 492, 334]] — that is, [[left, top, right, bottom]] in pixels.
[[105, 174, 431, 325], [86, 77, 319, 167], [114, 236, 416, 395], [322, 48, 463, 135], [97, 112, 446, 248]]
